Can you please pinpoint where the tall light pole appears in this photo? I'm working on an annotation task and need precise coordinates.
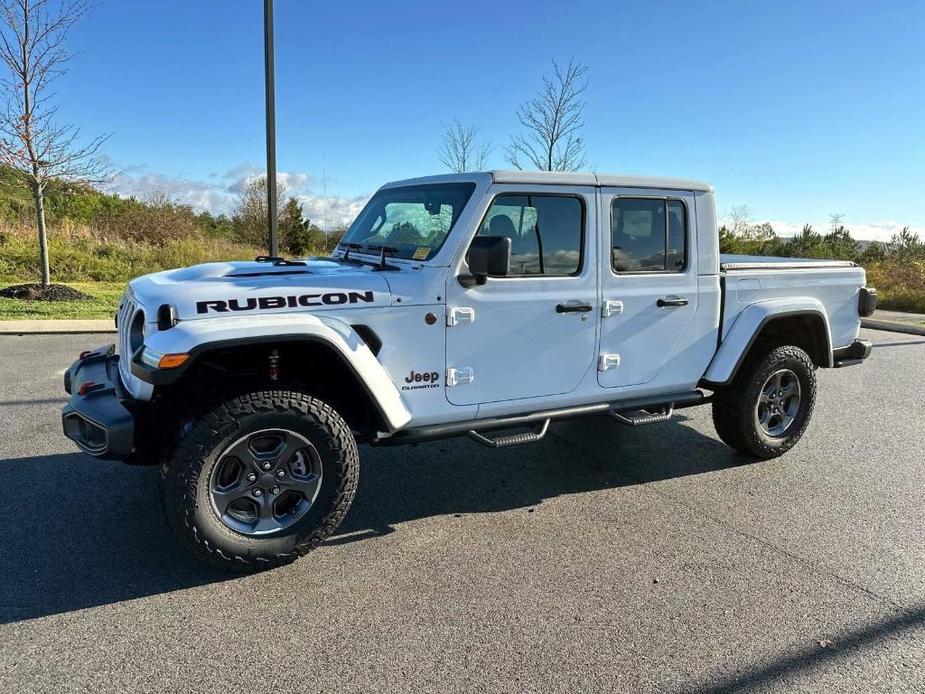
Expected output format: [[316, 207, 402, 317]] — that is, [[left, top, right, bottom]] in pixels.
[[264, 0, 279, 256]]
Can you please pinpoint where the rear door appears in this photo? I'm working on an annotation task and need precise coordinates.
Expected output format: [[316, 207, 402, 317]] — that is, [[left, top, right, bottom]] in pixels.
[[444, 185, 598, 406], [597, 189, 699, 389]]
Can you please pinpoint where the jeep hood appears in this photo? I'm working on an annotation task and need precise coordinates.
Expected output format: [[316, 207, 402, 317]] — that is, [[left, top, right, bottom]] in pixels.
[[129, 258, 392, 321]]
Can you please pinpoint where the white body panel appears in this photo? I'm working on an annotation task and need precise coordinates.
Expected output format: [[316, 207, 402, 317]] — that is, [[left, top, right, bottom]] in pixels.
[[718, 258, 865, 351], [115, 170, 868, 434], [444, 184, 599, 406], [142, 312, 412, 431], [597, 186, 710, 390], [703, 296, 832, 384]]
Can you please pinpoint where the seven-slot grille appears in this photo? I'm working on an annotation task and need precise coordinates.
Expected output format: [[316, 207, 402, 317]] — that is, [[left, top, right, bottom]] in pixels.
[[117, 295, 138, 382]]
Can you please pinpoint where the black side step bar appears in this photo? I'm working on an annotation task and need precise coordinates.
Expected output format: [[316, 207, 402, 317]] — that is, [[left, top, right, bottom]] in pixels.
[[372, 390, 708, 446]]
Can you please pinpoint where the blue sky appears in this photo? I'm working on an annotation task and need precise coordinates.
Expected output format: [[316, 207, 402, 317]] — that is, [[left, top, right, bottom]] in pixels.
[[55, 0, 925, 239]]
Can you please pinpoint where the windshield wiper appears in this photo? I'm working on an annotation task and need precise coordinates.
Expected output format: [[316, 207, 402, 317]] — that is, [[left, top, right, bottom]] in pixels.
[[366, 244, 399, 270], [338, 242, 364, 263], [336, 242, 400, 271]]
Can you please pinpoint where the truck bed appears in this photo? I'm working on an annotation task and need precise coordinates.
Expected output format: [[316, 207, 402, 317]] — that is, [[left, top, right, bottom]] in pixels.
[[718, 254, 865, 351]]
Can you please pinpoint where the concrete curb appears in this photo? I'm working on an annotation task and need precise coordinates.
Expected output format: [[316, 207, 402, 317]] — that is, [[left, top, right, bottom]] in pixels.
[[0, 319, 115, 335], [861, 318, 925, 337]]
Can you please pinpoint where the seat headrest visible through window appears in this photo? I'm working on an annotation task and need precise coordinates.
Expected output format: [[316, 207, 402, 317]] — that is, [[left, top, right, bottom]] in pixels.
[[489, 214, 517, 239]]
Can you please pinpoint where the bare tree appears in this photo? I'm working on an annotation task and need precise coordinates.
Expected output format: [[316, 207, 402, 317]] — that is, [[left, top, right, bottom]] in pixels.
[[506, 58, 589, 172], [728, 205, 753, 235], [437, 119, 490, 173], [0, 0, 110, 289]]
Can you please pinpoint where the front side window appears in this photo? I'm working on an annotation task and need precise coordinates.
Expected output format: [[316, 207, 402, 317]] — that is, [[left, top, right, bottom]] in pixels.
[[340, 182, 476, 261], [477, 194, 583, 276], [611, 198, 687, 273]]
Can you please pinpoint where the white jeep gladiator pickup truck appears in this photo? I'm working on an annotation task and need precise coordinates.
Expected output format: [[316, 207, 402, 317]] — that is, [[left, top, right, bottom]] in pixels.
[[62, 171, 876, 571]]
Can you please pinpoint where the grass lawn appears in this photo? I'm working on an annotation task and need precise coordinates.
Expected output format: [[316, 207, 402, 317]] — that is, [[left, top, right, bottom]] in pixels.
[[0, 281, 123, 320]]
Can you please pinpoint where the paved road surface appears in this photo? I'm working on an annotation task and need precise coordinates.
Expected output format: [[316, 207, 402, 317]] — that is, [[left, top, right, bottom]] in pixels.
[[1, 329, 923, 693]]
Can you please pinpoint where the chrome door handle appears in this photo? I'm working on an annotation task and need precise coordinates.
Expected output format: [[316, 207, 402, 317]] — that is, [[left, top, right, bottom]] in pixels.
[[556, 303, 593, 314], [657, 296, 688, 308]]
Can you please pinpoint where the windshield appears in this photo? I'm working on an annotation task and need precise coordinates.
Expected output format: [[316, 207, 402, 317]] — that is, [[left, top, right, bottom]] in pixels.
[[339, 182, 476, 261]]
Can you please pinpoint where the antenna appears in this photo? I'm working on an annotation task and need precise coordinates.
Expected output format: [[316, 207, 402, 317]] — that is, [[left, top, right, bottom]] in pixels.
[[264, 0, 278, 256]]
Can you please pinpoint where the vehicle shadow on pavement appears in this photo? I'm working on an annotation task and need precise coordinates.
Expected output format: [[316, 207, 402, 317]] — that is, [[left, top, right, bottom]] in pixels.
[[0, 453, 232, 625], [0, 415, 747, 625], [333, 413, 754, 544]]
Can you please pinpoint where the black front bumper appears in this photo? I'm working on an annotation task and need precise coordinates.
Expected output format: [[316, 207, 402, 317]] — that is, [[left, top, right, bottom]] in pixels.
[[62, 345, 137, 461], [833, 338, 873, 368]]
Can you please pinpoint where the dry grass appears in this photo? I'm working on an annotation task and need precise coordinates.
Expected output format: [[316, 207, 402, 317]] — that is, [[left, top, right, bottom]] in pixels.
[[0, 222, 263, 283]]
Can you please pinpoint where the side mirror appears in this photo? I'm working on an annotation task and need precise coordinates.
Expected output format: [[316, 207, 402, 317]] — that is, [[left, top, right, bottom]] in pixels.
[[462, 235, 510, 286]]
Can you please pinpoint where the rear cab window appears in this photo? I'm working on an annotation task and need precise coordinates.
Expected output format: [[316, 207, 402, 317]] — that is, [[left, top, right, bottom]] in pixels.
[[611, 198, 687, 273]]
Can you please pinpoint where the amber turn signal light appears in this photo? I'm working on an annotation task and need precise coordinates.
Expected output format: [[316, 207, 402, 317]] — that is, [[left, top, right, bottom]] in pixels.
[[157, 353, 189, 369]]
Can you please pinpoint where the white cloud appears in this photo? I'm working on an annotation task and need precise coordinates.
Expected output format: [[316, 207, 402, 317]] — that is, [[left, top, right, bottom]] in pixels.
[[103, 164, 370, 229], [295, 192, 368, 229], [104, 172, 232, 212], [718, 212, 924, 243]]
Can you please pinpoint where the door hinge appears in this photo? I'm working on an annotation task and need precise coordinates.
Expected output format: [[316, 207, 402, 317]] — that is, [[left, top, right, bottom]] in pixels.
[[446, 367, 475, 387], [598, 353, 621, 371], [602, 300, 624, 318], [447, 306, 475, 326]]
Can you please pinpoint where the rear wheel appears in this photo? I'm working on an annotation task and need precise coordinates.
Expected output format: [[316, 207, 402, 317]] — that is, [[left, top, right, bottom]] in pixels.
[[711, 345, 817, 459], [160, 389, 358, 571]]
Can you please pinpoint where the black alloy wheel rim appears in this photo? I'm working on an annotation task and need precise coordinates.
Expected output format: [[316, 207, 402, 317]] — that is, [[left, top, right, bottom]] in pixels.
[[209, 428, 323, 536]]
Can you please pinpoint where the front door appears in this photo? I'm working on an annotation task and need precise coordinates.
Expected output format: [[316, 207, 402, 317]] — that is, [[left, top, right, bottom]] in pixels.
[[445, 186, 598, 406], [598, 189, 699, 389]]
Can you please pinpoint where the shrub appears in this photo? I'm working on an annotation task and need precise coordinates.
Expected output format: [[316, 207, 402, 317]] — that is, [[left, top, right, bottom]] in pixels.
[[864, 258, 925, 313]]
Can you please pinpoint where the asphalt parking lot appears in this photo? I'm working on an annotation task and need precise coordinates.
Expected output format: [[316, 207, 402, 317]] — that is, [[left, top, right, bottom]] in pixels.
[[1, 329, 923, 693]]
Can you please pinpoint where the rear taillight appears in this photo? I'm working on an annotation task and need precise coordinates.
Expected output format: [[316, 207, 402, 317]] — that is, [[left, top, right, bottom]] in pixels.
[[858, 287, 877, 317]]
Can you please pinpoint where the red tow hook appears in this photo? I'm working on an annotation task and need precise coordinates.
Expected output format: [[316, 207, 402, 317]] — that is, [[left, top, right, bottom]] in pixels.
[[77, 381, 101, 397]]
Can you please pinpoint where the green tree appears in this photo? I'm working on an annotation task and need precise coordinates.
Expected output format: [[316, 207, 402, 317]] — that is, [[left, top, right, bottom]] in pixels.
[[232, 176, 287, 248], [859, 241, 885, 264], [817, 214, 860, 261], [279, 198, 332, 256], [718, 225, 739, 254], [822, 227, 860, 261], [885, 226, 925, 261], [195, 210, 234, 239], [787, 224, 824, 258]]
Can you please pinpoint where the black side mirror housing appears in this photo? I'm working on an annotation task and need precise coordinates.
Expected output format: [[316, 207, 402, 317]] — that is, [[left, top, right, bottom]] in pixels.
[[461, 235, 510, 286]]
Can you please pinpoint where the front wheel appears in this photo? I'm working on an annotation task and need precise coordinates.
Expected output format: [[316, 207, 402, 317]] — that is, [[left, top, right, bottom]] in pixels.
[[712, 345, 817, 459], [160, 390, 359, 572]]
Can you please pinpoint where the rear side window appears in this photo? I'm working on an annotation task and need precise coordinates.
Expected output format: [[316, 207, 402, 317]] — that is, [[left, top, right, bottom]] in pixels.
[[611, 198, 687, 273], [478, 194, 584, 276]]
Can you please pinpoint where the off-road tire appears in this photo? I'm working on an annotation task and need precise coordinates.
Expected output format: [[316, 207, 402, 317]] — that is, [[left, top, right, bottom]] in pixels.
[[711, 345, 817, 460], [160, 389, 358, 572]]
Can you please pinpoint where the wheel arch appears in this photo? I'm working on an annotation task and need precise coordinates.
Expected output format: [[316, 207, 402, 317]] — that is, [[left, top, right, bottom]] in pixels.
[[703, 300, 833, 386], [135, 315, 411, 434]]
